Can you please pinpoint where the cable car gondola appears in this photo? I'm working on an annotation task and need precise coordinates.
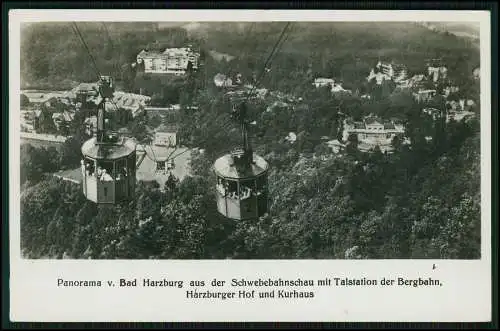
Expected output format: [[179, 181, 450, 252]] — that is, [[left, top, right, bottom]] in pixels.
[[213, 101, 269, 220]]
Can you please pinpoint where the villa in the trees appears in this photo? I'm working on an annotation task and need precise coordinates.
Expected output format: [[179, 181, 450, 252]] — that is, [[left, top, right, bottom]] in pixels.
[[313, 78, 335, 88], [367, 61, 408, 85]]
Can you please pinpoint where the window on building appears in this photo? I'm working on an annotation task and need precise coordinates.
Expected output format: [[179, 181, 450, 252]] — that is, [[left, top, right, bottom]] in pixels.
[[104, 187, 108, 197]]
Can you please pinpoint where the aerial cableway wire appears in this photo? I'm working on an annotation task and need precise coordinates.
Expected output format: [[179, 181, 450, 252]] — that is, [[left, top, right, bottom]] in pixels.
[[72, 22, 178, 167], [99, 22, 133, 115], [75, 22, 291, 166], [244, 22, 292, 105], [100, 21, 185, 164], [71, 22, 102, 80], [212, 23, 292, 151], [140, 24, 258, 163], [101, 22, 123, 82], [166, 22, 293, 164]]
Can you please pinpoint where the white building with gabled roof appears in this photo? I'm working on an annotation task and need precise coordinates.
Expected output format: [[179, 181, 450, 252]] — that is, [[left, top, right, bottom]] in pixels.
[[136, 46, 200, 75]]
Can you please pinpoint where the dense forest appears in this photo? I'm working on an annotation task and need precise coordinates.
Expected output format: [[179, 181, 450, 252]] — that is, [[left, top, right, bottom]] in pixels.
[[19, 22, 481, 259]]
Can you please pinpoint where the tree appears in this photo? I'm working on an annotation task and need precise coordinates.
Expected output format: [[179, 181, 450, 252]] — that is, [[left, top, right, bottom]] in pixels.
[[380, 79, 396, 99], [295, 131, 315, 153], [59, 129, 88, 170], [431, 194, 480, 259], [20, 144, 60, 185], [38, 108, 57, 134], [164, 172, 180, 196]]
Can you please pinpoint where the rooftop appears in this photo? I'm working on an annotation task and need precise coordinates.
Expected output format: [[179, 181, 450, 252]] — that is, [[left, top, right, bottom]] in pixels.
[[52, 111, 75, 122], [137, 47, 198, 58], [155, 123, 178, 133], [364, 117, 383, 125], [74, 82, 99, 94], [22, 90, 67, 103], [136, 145, 193, 185], [327, 139, 345, 147], [314, 78, 335, 83]]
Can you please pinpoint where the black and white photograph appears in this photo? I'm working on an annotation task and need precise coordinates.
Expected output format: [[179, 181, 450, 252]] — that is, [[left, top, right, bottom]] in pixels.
[[17, 18, 483, 261]]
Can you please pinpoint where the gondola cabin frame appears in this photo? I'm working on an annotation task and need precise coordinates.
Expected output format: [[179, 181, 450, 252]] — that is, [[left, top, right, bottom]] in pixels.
[[213, 150, 269, 220]]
